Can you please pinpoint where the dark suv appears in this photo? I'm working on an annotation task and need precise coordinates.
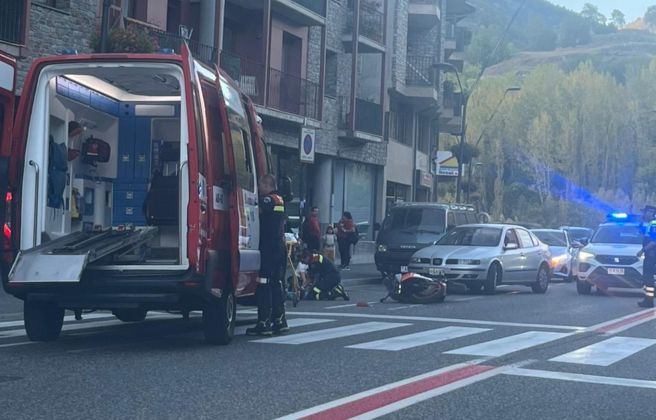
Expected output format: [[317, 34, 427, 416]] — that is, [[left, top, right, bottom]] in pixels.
[[375, 203, 478, 276]]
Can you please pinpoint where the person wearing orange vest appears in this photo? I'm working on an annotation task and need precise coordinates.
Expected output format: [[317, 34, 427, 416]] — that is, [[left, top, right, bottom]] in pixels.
[[247, 175, 289, 336], [301, 250, 349, 301]]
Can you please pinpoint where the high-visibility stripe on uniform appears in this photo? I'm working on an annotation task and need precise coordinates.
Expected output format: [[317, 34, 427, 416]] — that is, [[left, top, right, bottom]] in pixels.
[[273, 206, 285, 212]]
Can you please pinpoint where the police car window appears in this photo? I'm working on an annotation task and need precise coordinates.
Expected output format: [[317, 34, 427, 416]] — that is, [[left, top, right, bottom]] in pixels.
[[455, 212, 467, 226], [516, 229, 534, 248], [447, 212, 455, 228], [465, 212, 478, 224], [591, 225, 642, 244]]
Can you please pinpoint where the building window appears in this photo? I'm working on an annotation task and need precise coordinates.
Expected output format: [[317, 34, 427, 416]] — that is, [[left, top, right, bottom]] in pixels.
[[33, 0, 71, 9], [386, 181, 409, 212], [389, 106, 412, 146], [0, 0, 26, 44], [417, 117, 430, 154], [325, 50, 337, 98]]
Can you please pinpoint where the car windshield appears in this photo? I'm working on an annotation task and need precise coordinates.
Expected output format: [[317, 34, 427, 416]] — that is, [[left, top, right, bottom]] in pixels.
[[533, 231, 567, 247], [384, 208, 445, 233], [437, 226, 502, 247], [591, 225, 642, 244]]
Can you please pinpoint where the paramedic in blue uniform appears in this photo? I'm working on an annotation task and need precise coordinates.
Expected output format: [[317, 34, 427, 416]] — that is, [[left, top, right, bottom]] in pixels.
[[637, 206, 656, 308], [246, 174, 290, 336]]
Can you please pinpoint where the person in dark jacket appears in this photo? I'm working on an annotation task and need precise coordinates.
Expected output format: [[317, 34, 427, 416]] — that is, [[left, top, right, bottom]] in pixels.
[[301, 250, 349, 300], [301, 206, 321, 252], [246, 174, 289, 336]]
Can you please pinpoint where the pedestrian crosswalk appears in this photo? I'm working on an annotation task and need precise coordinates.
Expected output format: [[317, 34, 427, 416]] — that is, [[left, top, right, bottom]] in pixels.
[[247, 319, 654, 368], [1, 314, 654, 368], [549, 336, 656, 366]]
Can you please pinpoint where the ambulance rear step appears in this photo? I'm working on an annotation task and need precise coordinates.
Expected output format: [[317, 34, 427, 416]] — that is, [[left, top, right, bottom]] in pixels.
[[8, 228, 158, 284]]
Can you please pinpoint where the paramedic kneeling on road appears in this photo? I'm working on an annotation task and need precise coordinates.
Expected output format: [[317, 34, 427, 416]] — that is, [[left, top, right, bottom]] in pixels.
[[246, 175, 289, 336], [301, 250, 349, 301]]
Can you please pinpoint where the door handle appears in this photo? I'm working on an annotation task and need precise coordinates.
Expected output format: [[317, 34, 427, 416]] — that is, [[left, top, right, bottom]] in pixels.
[[28, 160, 40, 246]]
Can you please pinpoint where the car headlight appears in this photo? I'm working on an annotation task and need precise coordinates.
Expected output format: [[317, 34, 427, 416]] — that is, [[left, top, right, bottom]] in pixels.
[[377, 244, 387, 252], [578, 251, 594, 261], [458, 259, 481, 265]]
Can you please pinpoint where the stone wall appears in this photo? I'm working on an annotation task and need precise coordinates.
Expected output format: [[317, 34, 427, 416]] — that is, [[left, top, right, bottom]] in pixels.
[[16, 0, 98, 93]]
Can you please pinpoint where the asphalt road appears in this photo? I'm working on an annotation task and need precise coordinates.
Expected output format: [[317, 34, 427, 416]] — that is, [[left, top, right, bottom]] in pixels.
[[1, 266, 655, 420]]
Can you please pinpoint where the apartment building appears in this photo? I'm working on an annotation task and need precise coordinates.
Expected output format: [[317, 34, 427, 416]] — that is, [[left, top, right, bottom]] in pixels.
[[0, 0, 473, 238], [0, 0, 99, 93]]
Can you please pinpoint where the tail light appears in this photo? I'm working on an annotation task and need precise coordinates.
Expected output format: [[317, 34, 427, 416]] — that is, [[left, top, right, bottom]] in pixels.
[[3, 191, 13, 265]]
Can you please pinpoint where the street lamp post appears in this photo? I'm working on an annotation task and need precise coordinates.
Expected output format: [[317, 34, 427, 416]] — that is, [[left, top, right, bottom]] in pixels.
[[433, 62, 466, 203], [465, 86, 521, 202]]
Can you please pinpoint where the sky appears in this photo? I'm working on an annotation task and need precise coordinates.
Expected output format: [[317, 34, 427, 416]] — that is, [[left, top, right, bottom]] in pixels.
[[548, 1, 651, 23]]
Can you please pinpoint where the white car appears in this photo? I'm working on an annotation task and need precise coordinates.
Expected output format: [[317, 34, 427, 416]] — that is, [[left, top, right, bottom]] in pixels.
[[408, 224, 552, 294], [531, 229, 578, 282], [576, 222, 644, 294]]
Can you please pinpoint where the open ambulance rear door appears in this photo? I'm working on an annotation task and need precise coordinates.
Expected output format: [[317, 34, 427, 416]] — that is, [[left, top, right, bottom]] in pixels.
[[0, 53, 16, 274]]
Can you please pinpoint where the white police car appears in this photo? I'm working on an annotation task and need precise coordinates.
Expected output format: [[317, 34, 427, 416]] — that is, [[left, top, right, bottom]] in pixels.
[[576, 213, 644, 295]]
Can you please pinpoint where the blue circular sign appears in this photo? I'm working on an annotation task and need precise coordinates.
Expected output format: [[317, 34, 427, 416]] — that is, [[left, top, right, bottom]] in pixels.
[[303, 134, 313, 155]]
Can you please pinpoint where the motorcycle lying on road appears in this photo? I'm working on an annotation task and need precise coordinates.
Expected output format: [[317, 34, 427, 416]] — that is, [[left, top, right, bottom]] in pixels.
[[380, 272, 447, 304]]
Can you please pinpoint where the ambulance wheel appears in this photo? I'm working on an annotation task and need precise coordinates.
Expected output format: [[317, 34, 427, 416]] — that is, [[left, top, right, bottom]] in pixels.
[[113, 309, 147, 322], [203, 290, 236, 345], [24, 301, 64, 342], [576, 279, 592, 295]]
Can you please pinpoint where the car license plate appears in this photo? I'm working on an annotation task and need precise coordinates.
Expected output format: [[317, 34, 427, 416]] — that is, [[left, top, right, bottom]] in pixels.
[[429, 267, 444, 276], [400, 266, 408, 273], [608, 268, 625, 275]]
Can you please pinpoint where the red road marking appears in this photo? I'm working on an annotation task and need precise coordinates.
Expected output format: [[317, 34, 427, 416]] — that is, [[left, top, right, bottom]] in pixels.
[[301, 364, 494, 420], [594, 310, 656, 334]]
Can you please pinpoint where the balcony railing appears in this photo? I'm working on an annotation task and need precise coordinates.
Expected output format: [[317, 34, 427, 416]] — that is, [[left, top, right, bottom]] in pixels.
[[409, 0, 436, 4], [220, 51, 266, 105], [268, 68, 320, 120], [0, 0, 24, 45], [125, 17, 218, 66], [292, 0, 326, 16], [359, 3, 384, 44], [406, 55, 436, 87]]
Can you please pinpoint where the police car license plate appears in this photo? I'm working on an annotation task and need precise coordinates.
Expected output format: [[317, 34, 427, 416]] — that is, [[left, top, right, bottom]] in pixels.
[[608, 268, 625, 275], [429, 268, 444, 276], [400, 266, 409, 273]]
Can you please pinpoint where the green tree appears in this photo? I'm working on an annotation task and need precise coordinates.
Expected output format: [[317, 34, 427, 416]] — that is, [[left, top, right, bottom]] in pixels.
[[645, 6, 656, 28], [611, 9, 626, 28], [580, 3, 606, 25]]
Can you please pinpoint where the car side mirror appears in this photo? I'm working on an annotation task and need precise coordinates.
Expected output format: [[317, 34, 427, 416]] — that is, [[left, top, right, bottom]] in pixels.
[[504, 243, 519, 250]]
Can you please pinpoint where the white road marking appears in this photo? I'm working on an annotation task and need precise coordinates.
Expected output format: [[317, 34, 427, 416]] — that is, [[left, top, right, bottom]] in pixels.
[[550, 336, 656, 366], [283, 311, 585, 331], [325, 303, 358, 309], [274, 359, 491, 420], [234, 318, 334, 336], [587, 308, 656, 335], [445, 331, 572, 357], [504, 367, 656, 390], [0, 341, 35, 349], [0, 312, 114, 329], [387, 305, 418, 311], [347, 326, 491, 351], [447, 296, 485, 302], [253, 322, 410, 345]]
